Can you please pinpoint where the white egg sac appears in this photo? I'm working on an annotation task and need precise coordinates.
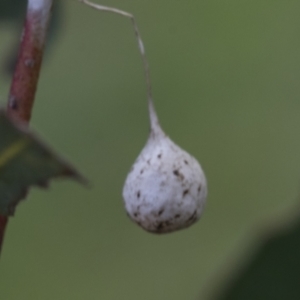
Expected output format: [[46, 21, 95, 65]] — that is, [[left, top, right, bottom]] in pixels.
[[123, 128, 207, 234]]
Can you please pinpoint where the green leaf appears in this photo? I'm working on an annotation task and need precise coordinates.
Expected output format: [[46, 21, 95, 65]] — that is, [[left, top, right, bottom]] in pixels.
[[0, 110, 86, 216], [211, 212, 300, 300]]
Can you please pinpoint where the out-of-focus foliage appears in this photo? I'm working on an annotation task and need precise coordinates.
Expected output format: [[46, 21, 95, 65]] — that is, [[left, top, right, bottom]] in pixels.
[[0, 111, 85, 216], [0, 0, 62, 75], [0, 0, 25, 21], [211, 212, 300, 300]]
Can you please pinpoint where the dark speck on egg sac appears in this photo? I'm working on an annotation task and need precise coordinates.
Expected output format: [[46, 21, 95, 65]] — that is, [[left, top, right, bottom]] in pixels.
[[158, 208, 164, 216], [173, 169, 185, 181], [182, 189, 189, 197]]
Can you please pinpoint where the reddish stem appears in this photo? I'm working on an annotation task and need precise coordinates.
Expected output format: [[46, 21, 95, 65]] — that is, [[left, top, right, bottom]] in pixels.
[[0, 0, 53, 256], [7, 7, 50, 123], [0, 216, 8, 253]]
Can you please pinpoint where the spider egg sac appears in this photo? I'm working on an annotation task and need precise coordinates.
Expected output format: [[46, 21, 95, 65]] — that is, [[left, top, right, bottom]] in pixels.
[[122, 126, 207, 234]]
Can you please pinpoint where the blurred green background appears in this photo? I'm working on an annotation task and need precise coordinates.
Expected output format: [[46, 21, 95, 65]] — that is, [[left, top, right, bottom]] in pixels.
[[1, 0, 300, 299]]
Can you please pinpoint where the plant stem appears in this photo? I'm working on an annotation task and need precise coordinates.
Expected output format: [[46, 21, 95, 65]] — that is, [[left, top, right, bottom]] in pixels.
[[0, 0, 54, 255], [7, 0, 53, 123], [0, 216, 8, 253]]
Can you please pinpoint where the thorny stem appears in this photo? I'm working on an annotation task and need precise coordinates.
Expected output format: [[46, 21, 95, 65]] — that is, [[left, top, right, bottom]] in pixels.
[[0, 0, 54, 255], [80, 0, 162, 134]]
